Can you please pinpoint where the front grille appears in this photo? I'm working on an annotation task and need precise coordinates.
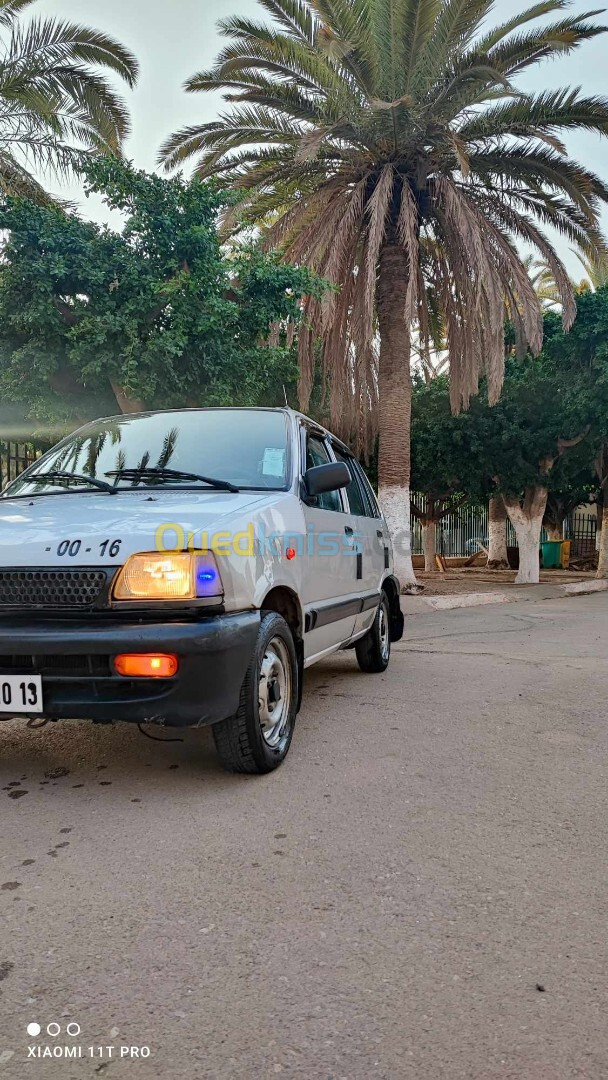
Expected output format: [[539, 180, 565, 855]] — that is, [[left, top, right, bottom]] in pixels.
[[0, 654, 111, 677], [0, 569, 108, 609]]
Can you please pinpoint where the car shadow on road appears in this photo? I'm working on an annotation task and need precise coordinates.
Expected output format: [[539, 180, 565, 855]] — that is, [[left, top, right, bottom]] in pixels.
[[0, 715, 233, 804], [0, 656, 371, 805]]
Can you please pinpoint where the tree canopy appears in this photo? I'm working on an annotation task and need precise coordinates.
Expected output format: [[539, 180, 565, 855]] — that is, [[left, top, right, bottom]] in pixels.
[[0, 159, 322, 431], [410, 314, 607, 580], [411, 374, 471, 514], [411, 290, 608, 500]]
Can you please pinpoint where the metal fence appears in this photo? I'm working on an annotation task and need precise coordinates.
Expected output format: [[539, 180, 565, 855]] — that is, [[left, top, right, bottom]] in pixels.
[[411, 500, 491, 557], [568, 512, 597, 558], [0, 440, 42, 489], [411, 496, 598, 558]]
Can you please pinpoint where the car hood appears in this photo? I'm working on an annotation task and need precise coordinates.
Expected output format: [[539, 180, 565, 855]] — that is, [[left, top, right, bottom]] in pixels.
[[0, 488, 277, 567]]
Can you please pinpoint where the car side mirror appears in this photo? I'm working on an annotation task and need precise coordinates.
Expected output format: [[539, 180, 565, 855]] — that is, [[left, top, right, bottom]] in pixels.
[[304, 461, 351, 498]]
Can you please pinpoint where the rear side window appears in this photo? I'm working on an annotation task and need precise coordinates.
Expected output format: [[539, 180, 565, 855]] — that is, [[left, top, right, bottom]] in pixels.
[[350, 458, 381, 518], [333, 447, 368, 517], [305, 432, 343, 513]]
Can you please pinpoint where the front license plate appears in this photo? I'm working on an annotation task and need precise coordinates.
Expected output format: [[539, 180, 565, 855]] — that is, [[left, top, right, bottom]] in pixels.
[[0, 675, 43, 714]]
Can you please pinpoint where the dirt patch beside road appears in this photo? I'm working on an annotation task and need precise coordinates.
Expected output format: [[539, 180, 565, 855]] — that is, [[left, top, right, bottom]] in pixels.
[[416, 567, 596, 596]]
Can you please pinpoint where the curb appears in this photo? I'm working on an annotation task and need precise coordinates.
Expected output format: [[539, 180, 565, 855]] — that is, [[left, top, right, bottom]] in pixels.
[[400, 579, 608, 615]]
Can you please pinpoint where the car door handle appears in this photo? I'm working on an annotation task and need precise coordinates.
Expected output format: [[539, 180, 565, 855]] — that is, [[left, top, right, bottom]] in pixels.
[[376, 529, 383, 538], [344, 525, 354, 535]]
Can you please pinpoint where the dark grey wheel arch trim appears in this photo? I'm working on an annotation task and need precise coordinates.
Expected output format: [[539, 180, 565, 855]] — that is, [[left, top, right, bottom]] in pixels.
[[382, 575, 404, 642]]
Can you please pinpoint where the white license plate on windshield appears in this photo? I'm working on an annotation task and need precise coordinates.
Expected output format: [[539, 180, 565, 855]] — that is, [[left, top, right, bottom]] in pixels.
[[0, 675, 43, 714]]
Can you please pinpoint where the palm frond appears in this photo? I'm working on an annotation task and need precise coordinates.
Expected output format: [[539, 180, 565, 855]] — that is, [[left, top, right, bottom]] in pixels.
[[257, 0, 318, 43], [4, 18, 138, 88], [412, 0, 493, 91], [473, 1, 568, 51], [0, 146, 57, 201], [459, 88, 608, 144], [0, 10, 136, 200], [573, 249, 608, 289], [0, 0, 36, 30], [309, 0, 378, 94], [484, 13, 608, 79]]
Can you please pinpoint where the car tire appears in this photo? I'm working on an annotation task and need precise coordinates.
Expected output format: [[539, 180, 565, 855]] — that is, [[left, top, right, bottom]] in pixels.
[[355, 592, 391, 673], [212, 612, 298, 774]]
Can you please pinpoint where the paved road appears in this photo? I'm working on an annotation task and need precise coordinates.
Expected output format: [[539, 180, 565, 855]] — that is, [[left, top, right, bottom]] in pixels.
[[1, 594, 608, 1079]]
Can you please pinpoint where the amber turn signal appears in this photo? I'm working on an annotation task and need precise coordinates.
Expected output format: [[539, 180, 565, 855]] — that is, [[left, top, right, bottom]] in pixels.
[[114, 654, 179, 678]]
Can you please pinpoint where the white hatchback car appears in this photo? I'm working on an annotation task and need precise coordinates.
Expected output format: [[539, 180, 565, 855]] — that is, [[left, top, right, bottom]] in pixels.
[[0, 408, 403, 773]]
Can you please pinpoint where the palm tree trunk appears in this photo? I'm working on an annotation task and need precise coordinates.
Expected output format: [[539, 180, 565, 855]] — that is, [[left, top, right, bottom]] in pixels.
[[488, 494, 509, 568], [376, 240, 419, 592]]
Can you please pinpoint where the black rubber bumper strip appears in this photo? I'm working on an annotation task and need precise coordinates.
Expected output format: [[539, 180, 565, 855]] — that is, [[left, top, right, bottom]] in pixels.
[[305, 592, 380, 632], [0, 611, 261, 728]]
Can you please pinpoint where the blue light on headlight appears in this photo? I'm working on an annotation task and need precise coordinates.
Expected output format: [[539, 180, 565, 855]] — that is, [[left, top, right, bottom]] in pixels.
[[194, 554, 222, 598]]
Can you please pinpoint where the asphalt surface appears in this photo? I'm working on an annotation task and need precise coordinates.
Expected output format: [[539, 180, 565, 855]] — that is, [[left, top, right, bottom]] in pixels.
[[1, 594, 608, 1079]]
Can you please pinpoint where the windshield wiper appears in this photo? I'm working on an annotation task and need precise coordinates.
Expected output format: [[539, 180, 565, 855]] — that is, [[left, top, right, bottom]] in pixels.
[[26, 470, 118, 495], [105, 466, 239, 493]]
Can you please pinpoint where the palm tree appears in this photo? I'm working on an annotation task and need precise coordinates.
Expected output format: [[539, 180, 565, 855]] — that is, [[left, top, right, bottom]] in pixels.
[[0, 0, 138, 201], [161, 0, 608, 588], [523, 254, 570, 310], [574, 250, 608, 291]]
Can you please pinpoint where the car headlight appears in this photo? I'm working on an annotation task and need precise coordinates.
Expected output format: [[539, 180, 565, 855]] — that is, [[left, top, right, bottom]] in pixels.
[[113, 552, 223, 601]]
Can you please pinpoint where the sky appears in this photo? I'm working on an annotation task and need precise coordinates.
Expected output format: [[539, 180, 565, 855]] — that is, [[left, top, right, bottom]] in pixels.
[[34, 0, 608, 274]]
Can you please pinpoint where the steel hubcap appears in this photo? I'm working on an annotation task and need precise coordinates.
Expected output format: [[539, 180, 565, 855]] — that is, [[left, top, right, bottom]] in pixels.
[[258, 636, 291, 748], [379, 602, 390, 662]]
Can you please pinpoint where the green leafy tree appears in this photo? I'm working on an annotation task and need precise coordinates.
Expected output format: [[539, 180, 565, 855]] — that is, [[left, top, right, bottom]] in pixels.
[[161, 0, 608, 590], [0, 159, 322, 429], [542, 465, 597, 542], [440, 344, 602, 583], [541, 287, 608, 577], [411, 375, 470, 570], [0, 0, 138, 201], [411, 297, 608, 583]]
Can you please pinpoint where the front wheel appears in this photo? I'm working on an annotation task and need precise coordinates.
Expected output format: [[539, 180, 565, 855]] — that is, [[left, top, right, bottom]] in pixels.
[[212, 612, 298, 774], [355, 593, 391, 673]]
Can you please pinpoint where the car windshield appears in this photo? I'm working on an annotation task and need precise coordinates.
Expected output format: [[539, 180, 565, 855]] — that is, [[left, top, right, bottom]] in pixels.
[[5, 410, 290, 497]]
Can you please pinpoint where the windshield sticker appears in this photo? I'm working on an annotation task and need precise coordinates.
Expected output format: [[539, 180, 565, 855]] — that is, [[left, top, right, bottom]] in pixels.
[[262, 448, 286, 477]]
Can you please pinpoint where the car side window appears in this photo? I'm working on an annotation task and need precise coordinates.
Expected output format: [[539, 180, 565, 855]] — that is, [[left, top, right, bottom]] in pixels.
[[333, 447, 368, 517], [350, 458, 381, 518], [305, 432, 344, 513]]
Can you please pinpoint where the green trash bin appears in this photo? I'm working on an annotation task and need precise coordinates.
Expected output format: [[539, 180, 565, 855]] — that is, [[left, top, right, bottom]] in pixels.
[[541, 540, 563, 569]]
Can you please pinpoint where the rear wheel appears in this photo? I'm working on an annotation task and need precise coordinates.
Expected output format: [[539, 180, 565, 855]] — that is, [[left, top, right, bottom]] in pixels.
[[212, 612, 298, 774], [355, 593, 391, 673]]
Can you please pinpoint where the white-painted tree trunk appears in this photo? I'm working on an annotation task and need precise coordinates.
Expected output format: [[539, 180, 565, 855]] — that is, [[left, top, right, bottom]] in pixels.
[[515, 524, 544, 583], [422, 520, 437, 572], [488, 495, 508, 569], [379, 484, 419, 591], [545, 522, 564, 542], [502, 486, 548, 585]]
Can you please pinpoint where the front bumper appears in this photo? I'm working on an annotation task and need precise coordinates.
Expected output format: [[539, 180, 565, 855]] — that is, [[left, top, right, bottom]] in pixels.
[[0, 611, 260, 727]]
